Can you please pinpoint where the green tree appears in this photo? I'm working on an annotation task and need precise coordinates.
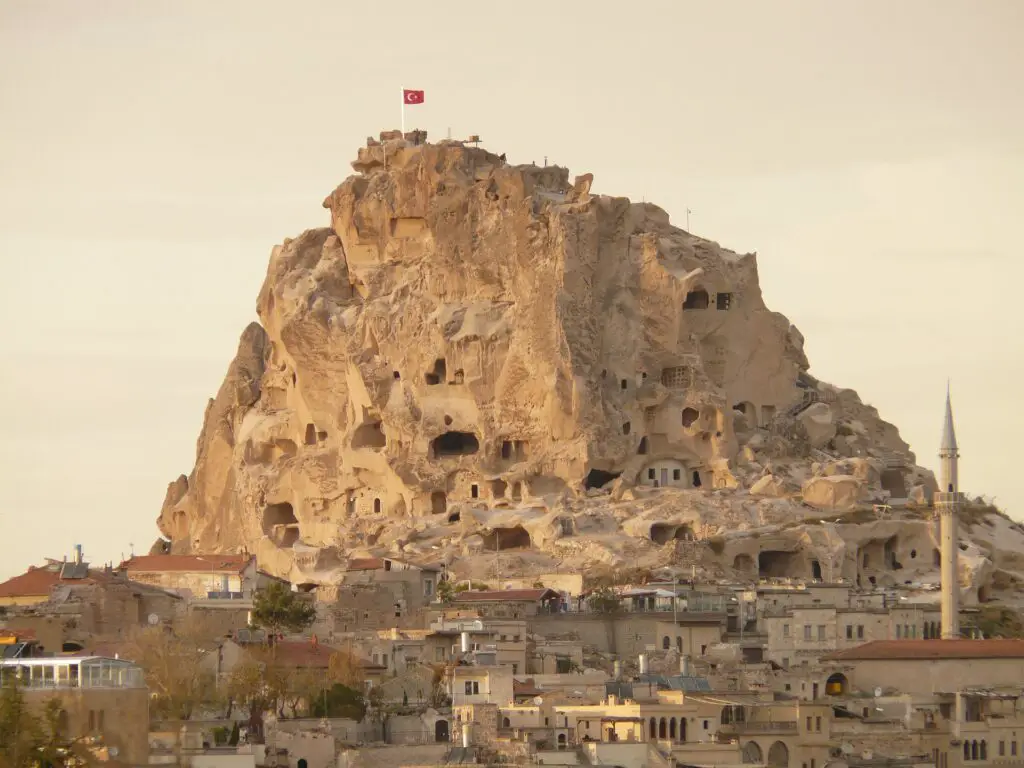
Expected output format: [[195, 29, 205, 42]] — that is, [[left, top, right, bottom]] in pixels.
[[251, 583, 317, 635], [308, 683, 367, 720], [435, 580, 454, 604], [586, 586, 621, 615], [0, 682, 41, 768]]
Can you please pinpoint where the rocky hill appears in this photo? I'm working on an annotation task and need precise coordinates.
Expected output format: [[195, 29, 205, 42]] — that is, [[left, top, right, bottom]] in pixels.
[[154, 130, 1024, 607]]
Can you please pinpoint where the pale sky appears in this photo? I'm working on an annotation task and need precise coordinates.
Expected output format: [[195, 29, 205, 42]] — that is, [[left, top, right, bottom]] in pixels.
[[1, 1, 1021, 580]]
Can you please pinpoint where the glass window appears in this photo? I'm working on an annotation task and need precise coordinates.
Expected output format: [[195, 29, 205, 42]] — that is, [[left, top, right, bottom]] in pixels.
[[857, 625, 864, 639], [803, 625, 812, 640], [846, 625, 853, 639], [817, 625, 825, 641], [783, 624, 790, 637]]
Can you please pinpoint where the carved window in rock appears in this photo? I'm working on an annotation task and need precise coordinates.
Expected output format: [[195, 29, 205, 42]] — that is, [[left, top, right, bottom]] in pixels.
[[683, 290, 709, 310], [661, 367, 690, 389], [716, 292, 732, 310]]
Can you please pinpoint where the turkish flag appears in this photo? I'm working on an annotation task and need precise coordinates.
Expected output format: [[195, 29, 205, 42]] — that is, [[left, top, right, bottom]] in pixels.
[[403, 89, 424, 105]]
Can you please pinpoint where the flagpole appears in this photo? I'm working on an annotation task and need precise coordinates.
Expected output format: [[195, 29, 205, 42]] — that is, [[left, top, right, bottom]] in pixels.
[[400, 86, 405, 135]]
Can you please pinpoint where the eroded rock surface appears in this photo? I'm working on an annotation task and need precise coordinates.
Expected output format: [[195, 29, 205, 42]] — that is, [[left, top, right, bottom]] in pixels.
[[155, 131, 1024, 608]]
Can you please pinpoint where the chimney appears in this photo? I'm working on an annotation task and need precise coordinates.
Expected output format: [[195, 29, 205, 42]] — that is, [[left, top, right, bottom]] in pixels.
[[460, 631, 470, 654], [74, 544, 83, 565], [638, 654, 648, 674]]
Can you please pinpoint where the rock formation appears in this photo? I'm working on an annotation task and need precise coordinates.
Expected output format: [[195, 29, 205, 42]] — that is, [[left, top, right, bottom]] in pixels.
[[155, 131, 1024, 608]]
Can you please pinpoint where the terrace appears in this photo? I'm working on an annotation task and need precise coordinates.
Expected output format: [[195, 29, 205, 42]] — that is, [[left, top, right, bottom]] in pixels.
[[0, 656, 145, 690]]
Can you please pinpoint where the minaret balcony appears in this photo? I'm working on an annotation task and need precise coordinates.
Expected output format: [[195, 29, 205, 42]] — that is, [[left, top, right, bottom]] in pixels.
[[934, 491, 965, 506]]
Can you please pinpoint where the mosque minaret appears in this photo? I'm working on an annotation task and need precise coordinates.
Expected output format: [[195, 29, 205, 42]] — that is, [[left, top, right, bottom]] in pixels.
[[936, 386, 962, 639]]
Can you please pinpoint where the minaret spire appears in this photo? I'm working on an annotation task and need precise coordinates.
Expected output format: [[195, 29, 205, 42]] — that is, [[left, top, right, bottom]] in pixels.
[[936, 385, 962, 639]]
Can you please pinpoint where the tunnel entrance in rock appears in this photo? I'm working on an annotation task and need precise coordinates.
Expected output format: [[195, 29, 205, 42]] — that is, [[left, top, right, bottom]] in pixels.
[[262, 502, 299, 548], [431, 432, 480, 458], [650, 523, 695, 545], [448, 510, 461, 523], [353, 422, 387, 450], [682, 408, 699, 428], [425, 358, 447, 385], [511, 481, 523, 500], [584, 469, 621, 490], [431, 491, 447, 514], [812, 560, 823, 580], [692, 471, 702, 488], [758, 550, 802, 578], [490, 479, 507, 498], [483, 526, 531, 550], [304, 423, 317, 446]]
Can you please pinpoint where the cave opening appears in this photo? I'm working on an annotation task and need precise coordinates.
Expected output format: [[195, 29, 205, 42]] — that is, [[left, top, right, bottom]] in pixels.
[[584, 469, 621, 490], [262, 502, 299, 548], [650, 523, 695, 545], [353, 422, 387, 450], [425, 358, 447, 385], [682, 408, 699, 428], [758, 550, 802, 579], [430, 431, 480, 458], [483, 526, 532, 550], [431, 491, 447, 515]]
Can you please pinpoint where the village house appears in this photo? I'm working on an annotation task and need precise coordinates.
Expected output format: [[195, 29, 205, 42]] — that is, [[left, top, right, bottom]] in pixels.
[[449, 588, 561, 618], [0, 654, 149, 763], [118, 553, 260, 598]]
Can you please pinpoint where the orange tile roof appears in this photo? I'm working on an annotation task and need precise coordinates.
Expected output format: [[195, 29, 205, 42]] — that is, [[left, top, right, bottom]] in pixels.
[[452, 588, 558, 603], [0, 565, 102, 598], [121, 554, 253, 574], [346, 558, 386, 571], [825, 639, 1024, 661]]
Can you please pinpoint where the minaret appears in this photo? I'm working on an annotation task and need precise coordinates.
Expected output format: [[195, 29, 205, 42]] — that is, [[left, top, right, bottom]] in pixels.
[[936, 386, 962, 639]]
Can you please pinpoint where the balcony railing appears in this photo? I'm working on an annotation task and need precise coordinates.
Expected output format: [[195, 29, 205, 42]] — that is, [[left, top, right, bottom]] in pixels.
[[722, 721, 797, 733]]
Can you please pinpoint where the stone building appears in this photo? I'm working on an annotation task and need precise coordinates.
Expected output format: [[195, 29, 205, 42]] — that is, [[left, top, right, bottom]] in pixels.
[[0, 654, 149, 763]]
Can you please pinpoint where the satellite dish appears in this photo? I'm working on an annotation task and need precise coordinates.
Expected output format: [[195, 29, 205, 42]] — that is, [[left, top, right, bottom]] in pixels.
[[533, 696, 543, 705], [148, 613, 160, 626], [874, 687, 883, 698], [109, 747, 119, 758]]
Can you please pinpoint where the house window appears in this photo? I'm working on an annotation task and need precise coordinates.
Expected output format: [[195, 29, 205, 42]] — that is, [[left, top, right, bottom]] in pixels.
[[512, 664, 518, 674], [648, 469, 656, 480], [1011, 741, 1017, 756], [703, 720, 709, 729], [857, 625, 864, 639], [817, 625, 825, 641], [464, 681, 480, 695], [785, 684, 791, 691], [999, 742, 1005, 757], [716, 292, 732, 310], [804, 625, 812, 640], [806, 716, 812, 731], [436, 647, 445, 661], [424, 579, 434, 597], [782, 658, 790, 669], [896, 625, 901, 639], [395, 604, 402, 617], [783, 624, 790, 638], [846, 625, 853, 639], [471, 484, 479, 498], [673, 469, 681, 481], [815, 716, 821, 731]]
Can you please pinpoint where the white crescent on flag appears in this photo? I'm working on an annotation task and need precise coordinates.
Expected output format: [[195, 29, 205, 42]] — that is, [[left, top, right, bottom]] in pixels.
[[403, 89, 424, 105]]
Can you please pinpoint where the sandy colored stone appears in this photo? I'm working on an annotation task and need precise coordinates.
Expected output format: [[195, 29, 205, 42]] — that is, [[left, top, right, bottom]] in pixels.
[[750, 474, 786, 498], [802, 475, 865, 510]]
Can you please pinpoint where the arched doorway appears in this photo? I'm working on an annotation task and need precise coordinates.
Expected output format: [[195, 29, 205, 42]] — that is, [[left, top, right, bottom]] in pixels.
[[435, 719, 449, 742], [659, 717, 667, 738], [649, 717, 657, 740], [768, 740, 790, 767], [743, 742, 764, 764], [669, 718, 677, 739], [558, 733, 567, 750], [825, 673, 849, 696], [298, 760, 308, 768]]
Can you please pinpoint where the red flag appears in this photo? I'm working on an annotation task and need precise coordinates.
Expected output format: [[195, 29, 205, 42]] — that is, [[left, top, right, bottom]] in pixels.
[[403, 89, 424, 105]]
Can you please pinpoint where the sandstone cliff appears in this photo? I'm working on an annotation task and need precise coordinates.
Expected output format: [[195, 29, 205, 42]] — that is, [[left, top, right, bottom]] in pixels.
[[155, 131, 1023, 606]]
